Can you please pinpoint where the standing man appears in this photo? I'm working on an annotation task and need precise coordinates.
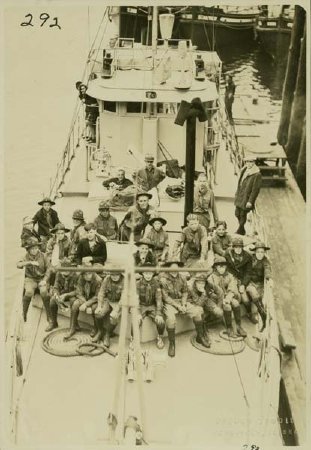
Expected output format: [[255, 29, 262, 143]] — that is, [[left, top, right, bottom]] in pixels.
[[32, 197, 60, 247], [224, 74, 236, 122], [137, 154, 166, 192], [93, 201, 118, 241], [76, 223, 107, 266], [234, 155, 262, 235]]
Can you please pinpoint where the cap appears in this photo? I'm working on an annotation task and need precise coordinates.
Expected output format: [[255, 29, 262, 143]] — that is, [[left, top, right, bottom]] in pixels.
[[149, 216, 167, 227], [51, 223, 70, 233], [72, 209, 84, 220], [135, 238, 154, 249], [254, 240, 270, 250], [38, 196, 55, 206], [232, 237, 244, 247], [213, 255, 227, 266], [25, 237, 42, 249], [136, 192, 152, 200], [144, 154, 155, 162], [99, 200, 110, 210]]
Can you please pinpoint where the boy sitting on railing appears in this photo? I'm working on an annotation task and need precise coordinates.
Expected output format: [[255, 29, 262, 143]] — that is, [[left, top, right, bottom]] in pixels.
[[64, 262, 102, 340], [47, 258, 78, 332], [17, 237, 52, 329], [207, 256, 247, 339], [245, 241, 273, 332]]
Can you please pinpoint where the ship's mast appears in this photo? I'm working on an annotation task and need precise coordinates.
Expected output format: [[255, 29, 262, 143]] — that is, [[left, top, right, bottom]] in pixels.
[[152, 6, 158, 53]]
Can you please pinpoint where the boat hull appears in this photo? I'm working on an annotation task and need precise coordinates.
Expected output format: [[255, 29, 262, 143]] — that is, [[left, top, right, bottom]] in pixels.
[[178, 18, 256, 50], [256, 27, 291, 60]]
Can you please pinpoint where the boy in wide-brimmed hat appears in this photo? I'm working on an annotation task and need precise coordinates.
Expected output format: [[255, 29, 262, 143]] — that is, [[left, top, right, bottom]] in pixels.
[[32, 196, 60, 246], [64, 261, 102, 340], [208, 255, 247, 339], [17, 237, 52, 328], [134, 238, 157, 267], [119, 192, 156, 242], [93, 200, 118, 241], [224, 236, 257, 323], [93, 267, 125, 346], [69, 209, 87, 262], [144, 216, 169, 264], [245, 240, 273, 332], [20, 216, 41, 248], [136, 262, 165, 349], [160, 260, 210, 357], [48, 258, 78, 331]]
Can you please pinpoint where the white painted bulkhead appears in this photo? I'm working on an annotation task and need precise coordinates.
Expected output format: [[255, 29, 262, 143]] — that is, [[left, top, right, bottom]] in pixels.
[[98, 101, 205, 174]]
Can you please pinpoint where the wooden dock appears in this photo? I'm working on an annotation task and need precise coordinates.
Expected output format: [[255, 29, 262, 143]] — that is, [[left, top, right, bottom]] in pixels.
[[233, 93, 307, 444]]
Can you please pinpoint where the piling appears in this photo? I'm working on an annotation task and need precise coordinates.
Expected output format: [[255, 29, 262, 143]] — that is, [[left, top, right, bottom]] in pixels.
[[277, 6, 306, 198]]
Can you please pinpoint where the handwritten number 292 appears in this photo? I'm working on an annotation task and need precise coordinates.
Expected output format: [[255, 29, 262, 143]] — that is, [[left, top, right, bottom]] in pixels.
[[20, 13, 61, 29]]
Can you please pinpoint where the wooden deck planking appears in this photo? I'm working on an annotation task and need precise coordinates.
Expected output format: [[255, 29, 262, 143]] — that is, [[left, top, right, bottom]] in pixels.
[[256, 169, 306, 443]]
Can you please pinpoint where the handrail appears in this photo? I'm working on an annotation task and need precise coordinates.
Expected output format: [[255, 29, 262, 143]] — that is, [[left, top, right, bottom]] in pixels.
[[48, 8, 111, 199]]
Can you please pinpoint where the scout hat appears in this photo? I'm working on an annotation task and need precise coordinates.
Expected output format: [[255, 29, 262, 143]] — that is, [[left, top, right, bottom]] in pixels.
[[23, 216, 34, 226], [51, 223, 70, 233], [232, 237, 244, 247], [213, 255, 227, 267], [38, 196, 55, 206], [99, 200, 110, 210], [254, 240, 270, 251], [60, 257, 74, 267], [72, 209, 84, 221], [135, 238, 154, 249], [25, 237, 42, 250], [193, 273, 207, 282], [144, 154, 155, 162], [149, 216, 167, 226], [163, 259, 184, 268], [136, 192, 152, 200]]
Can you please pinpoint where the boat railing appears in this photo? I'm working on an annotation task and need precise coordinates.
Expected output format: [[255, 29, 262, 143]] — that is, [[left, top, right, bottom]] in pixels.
[[218, 95, 244, 174]]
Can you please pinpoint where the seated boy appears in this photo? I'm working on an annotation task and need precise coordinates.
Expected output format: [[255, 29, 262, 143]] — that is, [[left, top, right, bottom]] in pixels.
[[135, 264, 165, 349], [17, 237, 51, 329], [48, 258, 78, 331], [208, 256, 247, 338]]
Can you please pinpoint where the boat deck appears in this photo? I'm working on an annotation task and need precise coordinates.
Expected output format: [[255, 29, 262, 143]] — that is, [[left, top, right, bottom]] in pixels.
[[15, 302, 281, 447]]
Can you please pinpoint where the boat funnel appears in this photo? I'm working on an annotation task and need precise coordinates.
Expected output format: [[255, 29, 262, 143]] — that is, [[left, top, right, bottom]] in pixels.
[[159, 13, 175, 41]]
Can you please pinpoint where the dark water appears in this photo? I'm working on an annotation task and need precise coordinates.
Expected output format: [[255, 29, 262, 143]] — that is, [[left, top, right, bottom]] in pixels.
[[219, 40, 287, 101], [4, 30, 287, 327]]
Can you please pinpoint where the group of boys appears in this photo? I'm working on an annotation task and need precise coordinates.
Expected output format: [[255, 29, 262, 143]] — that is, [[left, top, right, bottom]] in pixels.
[[17, 175, 272, 358]]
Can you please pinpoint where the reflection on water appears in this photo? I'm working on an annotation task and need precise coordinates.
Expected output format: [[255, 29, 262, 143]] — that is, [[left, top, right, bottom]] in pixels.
[[4, 38, 287, 327], [219, 40, 287, 101]]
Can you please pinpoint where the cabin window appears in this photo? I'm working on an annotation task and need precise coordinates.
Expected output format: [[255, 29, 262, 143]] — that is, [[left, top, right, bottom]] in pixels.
[[157, 103, 178, 114], [126, 102, 146, 114], [103, 101, 117, 113]]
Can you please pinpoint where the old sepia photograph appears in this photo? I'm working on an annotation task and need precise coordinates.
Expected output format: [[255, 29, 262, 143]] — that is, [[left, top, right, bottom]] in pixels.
[[1, 1, 309, 449]]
